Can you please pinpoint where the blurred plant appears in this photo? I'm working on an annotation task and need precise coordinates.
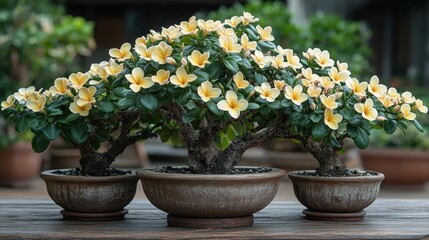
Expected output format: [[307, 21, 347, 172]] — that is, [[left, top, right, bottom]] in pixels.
[[197, 0, 372, 79], [0, 0, 95, 148]]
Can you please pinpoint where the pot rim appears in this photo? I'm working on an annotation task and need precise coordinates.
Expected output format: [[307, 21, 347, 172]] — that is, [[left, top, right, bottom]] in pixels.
[[40, 169, 138, 182], [288, 170, 384, 182], [136, 166, 286, 181]]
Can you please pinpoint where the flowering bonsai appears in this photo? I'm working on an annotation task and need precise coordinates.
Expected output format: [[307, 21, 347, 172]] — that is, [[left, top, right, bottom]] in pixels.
[[2, 12, 427, 176]]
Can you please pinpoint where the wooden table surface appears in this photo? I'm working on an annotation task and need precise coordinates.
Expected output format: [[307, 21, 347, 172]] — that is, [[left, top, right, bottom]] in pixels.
[[0, 199, 428, 239]]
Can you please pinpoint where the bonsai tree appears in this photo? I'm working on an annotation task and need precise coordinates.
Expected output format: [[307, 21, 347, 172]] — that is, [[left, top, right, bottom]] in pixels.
[[2, 12, 427, 176]]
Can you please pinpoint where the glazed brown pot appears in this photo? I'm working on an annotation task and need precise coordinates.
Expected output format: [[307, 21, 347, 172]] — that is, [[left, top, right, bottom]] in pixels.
[[0, 142, 43, 187], [288, 170, 384, 220], [41, 169, 138, 221], [360, 148, 429, 185], [136, 166, 285, 228]]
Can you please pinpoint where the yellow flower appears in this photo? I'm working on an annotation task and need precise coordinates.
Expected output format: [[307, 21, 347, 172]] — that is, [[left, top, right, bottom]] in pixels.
[[400, 104, 416, 121], [105, 59, 124, 77], [240, 33, 257, 51], [26, 95, 46, 112], [76, 86, 97, 106], [217, 90, 248, 119], [135, 36, 147, 45], [180, 16, 198, 35], [285, 49, 303, 70], [188, 50, 210, 68], [197, 19, 223, 34], [303, 48, 321, 60], [256, 25, 274, 41], [378, 94, 394, 108], [197, 81, 221, 102], [49, 78, 69, 96], [147, 30, 163, 42], [217, 27, 236, 37], [1, 95, 15, 110], [13, 86, 37, 101], [87, 63, 101, 76], [161, 26, 182, 42], [135, 45, 155, 61], [241, 12, 259, 25], [388, 87, 401, 99], [233, 72, 249, 89], [284, 85, 308, 105], [109, 43, 132, 61], [255, 82, 280, 102], [320, 94, 338, 109], [151, 42, 173, 64], [274, 80, 285, 90], [225, 16, 242, 28], [251, 50, 270, 68], [329, 67, 349, 84], [219, 36, 242, 53], [345, 78, 367, 97], [401, 91, 416, 104], [315, 50, 334, 69], [415, 99, 428, 113], [301, 68, 319, 87], [271, 54, 287, 69], [307, 86, 322, 98], [151, 69, 170, 85], [125, 67, 154, 92], [368, 75, 387, 98], [170, 67, 197, 88], [354, 99, 378, 121], [319, 77, 335, 90], [69, 97, 92, 116], [324, 108, 343, 130], [336, 60, 351, 75]]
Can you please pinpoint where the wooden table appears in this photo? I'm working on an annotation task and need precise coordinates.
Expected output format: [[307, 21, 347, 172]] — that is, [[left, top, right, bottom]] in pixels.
[[0, 199, 428, 239]]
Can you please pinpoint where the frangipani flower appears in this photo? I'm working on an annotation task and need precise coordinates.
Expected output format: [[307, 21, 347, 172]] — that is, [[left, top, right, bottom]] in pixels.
[[219, 36, 242, 53], [125, 67, 154, 92], [135, 45, 155, 60], [217, 27, 236, 37], [151, 69, 170, 85], [271, 54, 287, 69], [1, 95, 15, 110], [197, 81, 221, 102], [197, 19, 223, 33], [256, 25, 274, 41], [303, 48, 321, 60], [345, 78, 367, 97], [319, 77, 335, 90], [315, 50, 334, 69], [401, 91, 416, 104], [180, 16, 198, 35], [274, 80, 285, 90], [329, 67, 349, 84], [251, 50, 270, 68], [415, 99, 428, 113], [77, 86, 97, 106], [400, 104, 416, 121], [225, 16, 242, 28], [217, 90, 248, 119], [135, 36, 147, 45], [13, 86, 36, 102], [284, 49, 303, 70], [307, 86, 322, 98], [170, 67, 197, 88], [147, 30, 163, 42], [324, 108, 343, 130], [354, 98, 378, 121], [240, 34, 257, 51], [161, 26, 182, 42], [109, 43, 132, 61], [388, 87, 401, 99], [301, 68, 319, 87], [284, 85, 308, 105], [242, 12, 259, 25], [368, 76, 387, 98], [151, 42, 173, 64], [69, 72, 90, 89], [320, 94, 338, 109], [69, 97, 92, 116], [336, 60, 351, 75], [233, 72, 249, 89], [49, 78, 69, 96], [188, 50, 210, 68], [255, 82, 280, 102], [378, 94, 394, 108], [105, 59, 124, 77], [26, 95, 46, 112]]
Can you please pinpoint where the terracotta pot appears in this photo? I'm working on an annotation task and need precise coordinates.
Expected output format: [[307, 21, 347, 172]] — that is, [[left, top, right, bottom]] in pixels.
[[288, 170, 384, 221], [0, 142, 43, 187], [136, 166, 285, 228], [360, 148, 429, 185], [41, 169, 138, 221]]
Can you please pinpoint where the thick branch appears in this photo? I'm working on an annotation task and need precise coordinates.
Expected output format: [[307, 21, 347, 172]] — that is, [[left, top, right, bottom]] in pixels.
[[158, 102, 197, 143]]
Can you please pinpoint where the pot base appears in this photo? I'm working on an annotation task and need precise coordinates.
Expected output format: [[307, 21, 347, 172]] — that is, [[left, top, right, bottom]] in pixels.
[[61, 209, 128, 221], [303, 209, 366, 221], [167, 214, 254, 229]]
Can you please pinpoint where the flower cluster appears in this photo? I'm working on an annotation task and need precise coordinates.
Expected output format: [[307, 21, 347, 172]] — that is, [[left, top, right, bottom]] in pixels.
[[2, 12, 427, 154]]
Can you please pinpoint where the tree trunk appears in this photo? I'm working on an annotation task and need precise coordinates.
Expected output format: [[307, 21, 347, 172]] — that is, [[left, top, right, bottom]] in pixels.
[[79, 151, 110, 176], [303, 138, 346, 176]]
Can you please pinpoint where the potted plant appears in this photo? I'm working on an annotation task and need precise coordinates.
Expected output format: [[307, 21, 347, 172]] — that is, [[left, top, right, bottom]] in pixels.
[[2, 12, 427, 226]]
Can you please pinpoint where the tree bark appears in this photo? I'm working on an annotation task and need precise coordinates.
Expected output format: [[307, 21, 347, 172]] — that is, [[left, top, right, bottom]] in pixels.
[[303, 138, 346, 176]]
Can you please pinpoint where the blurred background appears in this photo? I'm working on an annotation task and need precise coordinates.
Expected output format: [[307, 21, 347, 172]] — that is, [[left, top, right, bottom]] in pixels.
[[0, 0, 428, 200]]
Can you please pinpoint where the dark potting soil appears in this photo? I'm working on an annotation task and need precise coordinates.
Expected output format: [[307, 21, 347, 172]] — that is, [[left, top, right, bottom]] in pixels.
[[298, 169, 379, 177], [52, 168, 132, 176], [152, 166, 273, 174]]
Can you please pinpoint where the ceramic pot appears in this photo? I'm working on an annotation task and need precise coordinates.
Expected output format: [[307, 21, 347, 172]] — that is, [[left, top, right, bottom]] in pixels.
[[0, 142, 43, 187], [41, 169, 138, 221], [288, 170, 384, 221], [360, 148, 429, 185], [136, 166, 286, 228]]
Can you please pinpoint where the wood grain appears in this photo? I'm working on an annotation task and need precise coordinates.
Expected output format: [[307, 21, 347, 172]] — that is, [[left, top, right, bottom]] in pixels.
[[0, 199, 428, 239]]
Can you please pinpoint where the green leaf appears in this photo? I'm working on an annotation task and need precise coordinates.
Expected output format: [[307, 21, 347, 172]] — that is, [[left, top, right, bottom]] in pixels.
[[138, 94, 158, 112], [226, 124, 237, 141], [62, 113, 80, 123], [47, 109, 63, 117], [384, 119, 397, 134], [329, 136, 342, 149], [289, 112, 302, 125], [177, 88, 192, 105], [268, 101, 281, 109], [206, 101, 223, 116], [254, 72, 267, 85], [223, 58, 239, 73], [182, 108, 202, 124], [98, 100, 115, 113], [116, 97, 136, 109], [42, 123, 59, 141], [193, 70, 210, 85], [112, 87, 134, 97], [412, 119, 424, 133], [312, 121, 328, 140], [69, 124, 88, 145], [352, 127, 369, 149], [15, 116, 29, 132], [32, 134, 50, 153], [310, 113, 322, 123], [347, 124, 358, 138], [227, 54, 242, 62], [248, 103, 260, 110], [205, 61, 222, 79], [29, 118, 47, 131], [339, 108, 356, 121]]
